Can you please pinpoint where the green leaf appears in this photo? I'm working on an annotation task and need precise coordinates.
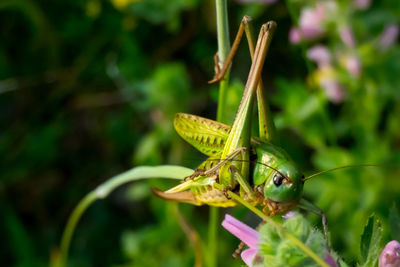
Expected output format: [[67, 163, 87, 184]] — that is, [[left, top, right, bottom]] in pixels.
[[96, 165, 194, 198], [360, 215, 383, 267], [390, 203, 400, 241]]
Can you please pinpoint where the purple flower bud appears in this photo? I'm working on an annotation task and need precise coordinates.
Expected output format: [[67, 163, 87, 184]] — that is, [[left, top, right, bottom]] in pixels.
[[324, 252, 338, 267], [379, 240, 400, 267], [283, 211, 296, 219], [307, 45, 331, 67], [379, 25, 399, 50]]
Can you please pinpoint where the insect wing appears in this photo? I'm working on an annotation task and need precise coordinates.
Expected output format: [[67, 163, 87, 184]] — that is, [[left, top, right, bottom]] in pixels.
[[174, 113, 231, 156]]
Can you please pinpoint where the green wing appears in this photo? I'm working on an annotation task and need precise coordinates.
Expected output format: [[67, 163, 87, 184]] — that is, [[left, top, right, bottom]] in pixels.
[[174, 113, 230, 156]]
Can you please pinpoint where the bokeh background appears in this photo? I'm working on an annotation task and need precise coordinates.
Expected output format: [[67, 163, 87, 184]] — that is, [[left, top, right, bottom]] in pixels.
[[1, 0, 400, 266]]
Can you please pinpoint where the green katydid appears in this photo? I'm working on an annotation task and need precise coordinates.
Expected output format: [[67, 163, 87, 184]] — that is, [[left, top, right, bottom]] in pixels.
[[153, 16, 329, 235]]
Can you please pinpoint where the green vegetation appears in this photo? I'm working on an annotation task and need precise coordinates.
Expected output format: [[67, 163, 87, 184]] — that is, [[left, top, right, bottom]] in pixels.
[[1, 0, 399, 266]]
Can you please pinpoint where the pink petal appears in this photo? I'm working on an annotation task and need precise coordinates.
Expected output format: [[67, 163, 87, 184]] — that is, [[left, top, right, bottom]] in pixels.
[[300, 26, 324, 39], [379, 240, 400, 267], [345, 55, 361, 77], [297, 4, 327, 40], [354, 0, 370, 10], [307, 45, 331, 67], [222, 214, 259, 248], [241, 248, 258, 267], [379, 25, 399, 50], [320, 80, 345, 104], [289, 27, 301, 44], [283, 211, 296, 219]]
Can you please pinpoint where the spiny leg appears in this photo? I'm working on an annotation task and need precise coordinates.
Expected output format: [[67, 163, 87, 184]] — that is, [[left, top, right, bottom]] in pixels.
[[208, 15, 277, 143], [209, 15, 252, 83]]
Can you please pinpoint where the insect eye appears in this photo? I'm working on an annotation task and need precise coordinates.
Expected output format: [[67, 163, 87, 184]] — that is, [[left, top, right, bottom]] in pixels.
[[273, 173, 284, 187]]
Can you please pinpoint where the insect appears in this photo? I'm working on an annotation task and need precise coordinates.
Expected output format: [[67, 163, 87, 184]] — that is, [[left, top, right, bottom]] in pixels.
[[153, 16, 328, 234]]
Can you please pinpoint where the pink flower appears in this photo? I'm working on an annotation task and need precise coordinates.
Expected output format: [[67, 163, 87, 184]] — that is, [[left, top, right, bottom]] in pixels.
[[289, 27, 301, 44], [320, 80, 345, 104], [289, 5, 325, 43], [340, 27, 355, 48], [307, 45, 331, 67], [379, 25, 399, 50], [354, 0, 371, 10], [298, 5, 325, 39], [222, 214, 259, 266], [289, 2, 337, 43], [379, 240, 400, 267], [344, 55, 361, 77]]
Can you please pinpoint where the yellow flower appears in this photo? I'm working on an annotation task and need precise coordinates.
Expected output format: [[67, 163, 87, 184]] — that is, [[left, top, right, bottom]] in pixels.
[[111, 0, 140, 10]]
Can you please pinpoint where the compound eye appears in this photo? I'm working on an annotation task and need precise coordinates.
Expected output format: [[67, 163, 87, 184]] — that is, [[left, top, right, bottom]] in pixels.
[[273, 173, 284, 187]]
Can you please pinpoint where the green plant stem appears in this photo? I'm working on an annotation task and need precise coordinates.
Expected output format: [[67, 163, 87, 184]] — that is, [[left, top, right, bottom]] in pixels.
[[208, 206, 218, 267], [227, 192, 329, 267], [59, 165, 193, 267], [60, 191, 97, 266], [208, 1, 231, 267], [215, 0, 231, 124]]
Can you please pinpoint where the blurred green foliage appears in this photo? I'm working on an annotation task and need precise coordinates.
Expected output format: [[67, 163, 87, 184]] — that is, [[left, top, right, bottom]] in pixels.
[[0, 0, 399, 266]]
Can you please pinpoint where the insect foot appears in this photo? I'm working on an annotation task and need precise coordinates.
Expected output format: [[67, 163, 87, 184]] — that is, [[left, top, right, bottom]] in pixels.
[[223, 188, 234, 200], [209, 52, 223, 83]]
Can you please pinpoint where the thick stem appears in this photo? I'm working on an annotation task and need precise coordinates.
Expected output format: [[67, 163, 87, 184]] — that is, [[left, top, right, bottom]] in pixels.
[[215, 0, 231, 124]]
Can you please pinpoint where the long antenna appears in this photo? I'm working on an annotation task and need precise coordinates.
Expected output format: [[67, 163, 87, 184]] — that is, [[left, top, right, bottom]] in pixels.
[[304, 164, 379, 181]]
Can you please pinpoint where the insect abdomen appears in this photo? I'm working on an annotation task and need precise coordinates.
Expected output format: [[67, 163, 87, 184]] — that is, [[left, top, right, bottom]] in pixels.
[[192, 185, 237, 207]]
